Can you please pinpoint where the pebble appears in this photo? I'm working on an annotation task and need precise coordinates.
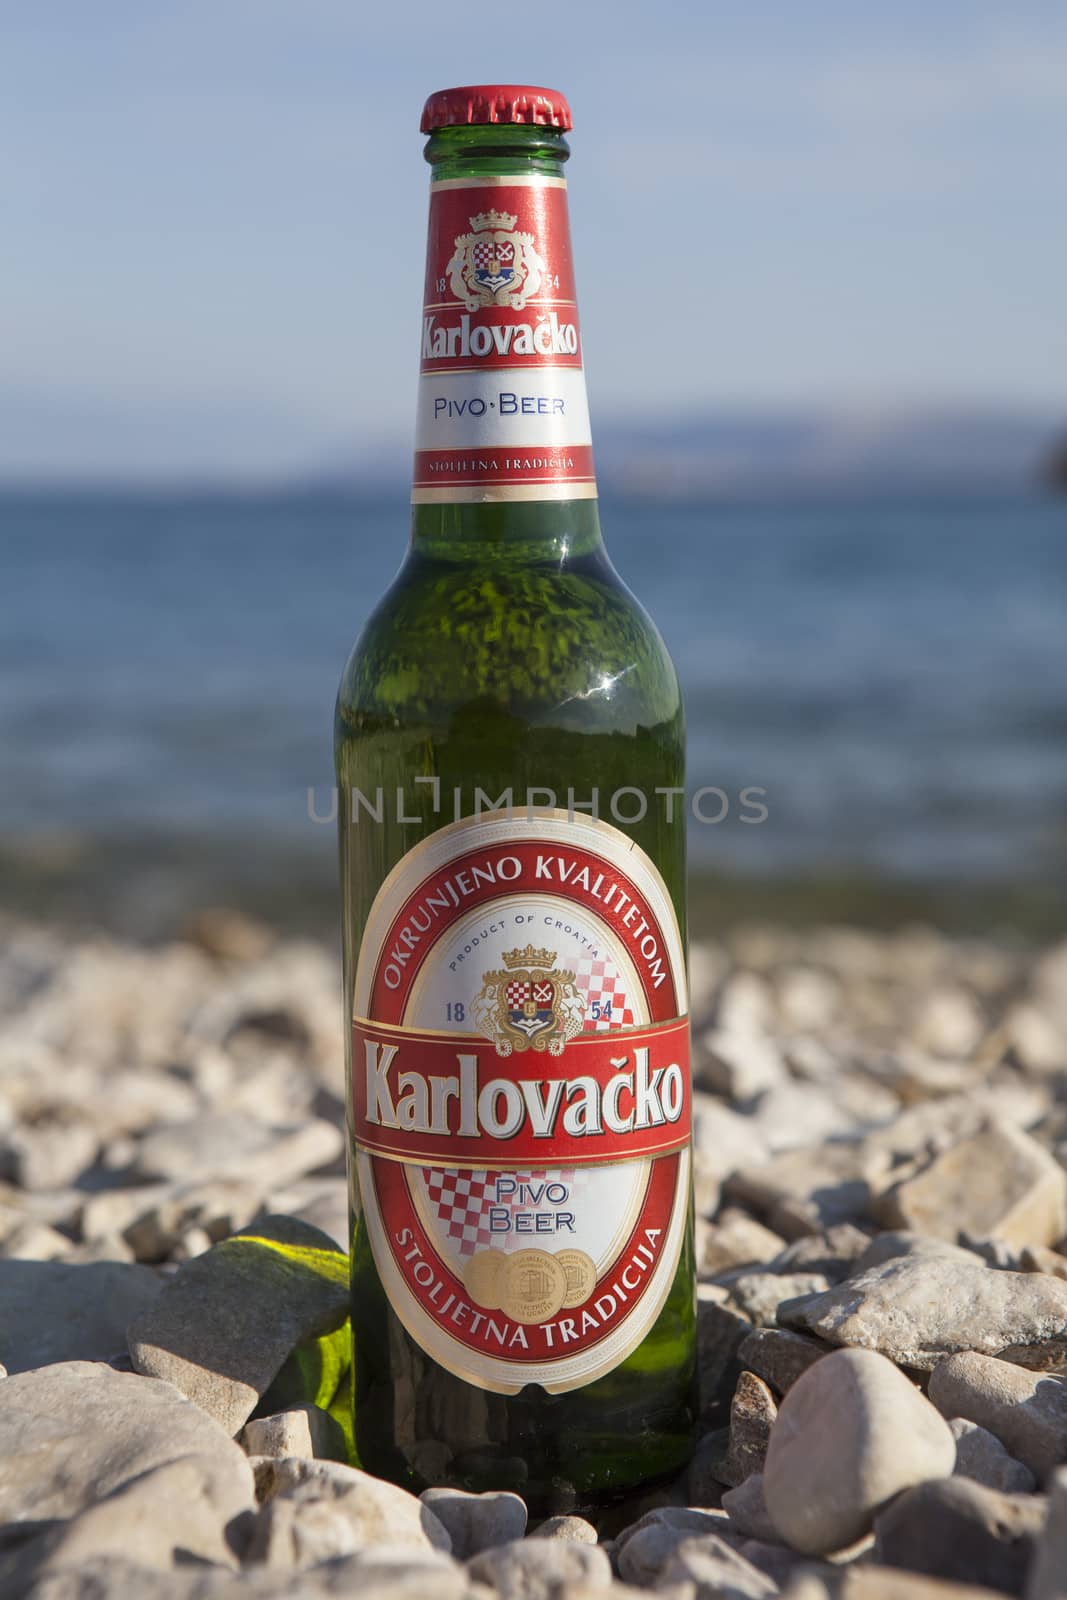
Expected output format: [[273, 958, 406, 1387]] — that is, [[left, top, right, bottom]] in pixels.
[[0, 1455, 255, 1588], [736, 1327, 829, 1395], [697, 1290, 751, 1420], [240, 1403, 347, 1462], [769, 1223, 872, 1282], [725, 1140, 891, 1239], [468, 1537, 611, 1598], [727, 1270, 830, 1326], [779, 1250, 1067, 1370], [762, 1347, 957, 1555], [419, 1487, 528, 1558], [698, 1208, 785, 1277], [1027, 1464, 1067, 1600], [873, 1476, 1045, 1594], [658, 1533, 776, 1600], [132, 1112, 342, 1189], [528, 1515, 598, 1543], [720, 1371, 777, 1486], [697, 1029, 787, 1101], [721, 1474, 780, 1544], [129, 1213, 349, 1435], [948, 1418, 1036, 1494], [0, 1257, 162, 1373], [876, 1124, 1067, 1248], [247, 1461, 452, 1567], [928, 1351, 1067, 1481], [0, 1360, 254, 1524]]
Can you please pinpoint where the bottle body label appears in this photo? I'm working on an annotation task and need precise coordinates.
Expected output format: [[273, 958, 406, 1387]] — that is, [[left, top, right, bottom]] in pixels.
[[413, 177, 597, 504], [351, 810, 691, 1394]]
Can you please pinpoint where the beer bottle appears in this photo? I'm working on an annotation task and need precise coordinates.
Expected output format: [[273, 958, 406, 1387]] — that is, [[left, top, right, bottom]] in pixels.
[[336, 83, 695, 1513]]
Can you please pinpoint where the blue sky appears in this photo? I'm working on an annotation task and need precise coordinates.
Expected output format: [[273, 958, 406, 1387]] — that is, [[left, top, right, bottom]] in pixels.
[[2, 1, 1065, 480]]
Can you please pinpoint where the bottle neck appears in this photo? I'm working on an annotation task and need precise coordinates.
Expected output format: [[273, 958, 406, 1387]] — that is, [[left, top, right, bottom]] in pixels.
[[410, 126, 601, 563]]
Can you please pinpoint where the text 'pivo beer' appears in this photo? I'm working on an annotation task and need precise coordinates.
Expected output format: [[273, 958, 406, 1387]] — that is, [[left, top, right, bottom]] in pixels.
[[336, 83, 696, 1512]]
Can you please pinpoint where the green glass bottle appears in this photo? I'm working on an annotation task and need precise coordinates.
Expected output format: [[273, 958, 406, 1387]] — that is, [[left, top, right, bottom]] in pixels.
[[336, 83, 695, 1515]]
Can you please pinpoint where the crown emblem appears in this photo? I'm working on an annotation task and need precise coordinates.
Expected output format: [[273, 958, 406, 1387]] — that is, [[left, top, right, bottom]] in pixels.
[[502, 944, 555, 970], [445, 210, 546, 312], [469, 210, 517, 233], [470, 949, 586, 1057]]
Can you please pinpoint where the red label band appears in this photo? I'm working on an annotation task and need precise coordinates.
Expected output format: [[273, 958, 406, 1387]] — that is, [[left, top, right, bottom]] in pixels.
[[413, 445, 596, 490], [353, 1014, 691, 1166]]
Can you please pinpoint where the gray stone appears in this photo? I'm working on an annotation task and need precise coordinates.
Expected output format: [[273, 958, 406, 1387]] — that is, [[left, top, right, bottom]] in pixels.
[[132, 1113, 342, 1189], [687, 1429, 731, 1505], [729, 1271, 830, 1326], [0, 1455, 255, 1590], [240, 1403, 347, 1462], [853, 1231, 984, 1271], [949, 1418, 1036, 1494], [0, 1360, 254, 1523], [770, 1224, 872, 1284], [929, 1352, 1067, 1481], [420, 1487, 528, 1557], [247, 1460, 452, 1565], [876, 1125, 1067, 1249], [698, 1030, 787, 1101], [736, 1328, 829, 1395], [697, 1289, 751, 1419], [658, 1533, 777, 1600], [128, 1213, 348, 1435], [763, 1348, 957, 1555], [528, 1515, 598, 1544], [2, 1115, 99, 1191], [615, 1508, 732, 1585], [266, 1178, 348, 1251], [721, 1474, 780, 1544], [468, 1537, 610, 1599], [1027, 1464, 1067, 1600], [721, 1371, 777, 1486], [698, 1209, 786, 1277], [779, 1250, 1067, 1371], [0, 1257, 162, 1374], [725, 1141, 890, 1239], [874, 1476, 1045, 1595]]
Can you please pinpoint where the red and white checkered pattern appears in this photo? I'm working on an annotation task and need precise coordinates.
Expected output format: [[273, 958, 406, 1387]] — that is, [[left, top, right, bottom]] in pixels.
[[472, 239, 514, 270], [505, 979, 530, 1009], [420, 1166, 593, 1257], [574, 955, 636, 1031]]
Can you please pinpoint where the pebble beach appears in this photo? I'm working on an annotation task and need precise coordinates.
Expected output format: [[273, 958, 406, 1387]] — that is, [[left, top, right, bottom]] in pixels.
[[3, 911, 1067, 1595]]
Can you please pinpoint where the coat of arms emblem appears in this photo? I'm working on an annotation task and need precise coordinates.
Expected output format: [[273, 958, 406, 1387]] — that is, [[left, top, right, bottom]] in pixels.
[[446, 210, 546, 312], [471, 945, 585, 1057]]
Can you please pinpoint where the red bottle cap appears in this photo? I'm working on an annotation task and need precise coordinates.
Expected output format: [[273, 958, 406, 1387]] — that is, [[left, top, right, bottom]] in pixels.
[[420, 84, 572, 134]]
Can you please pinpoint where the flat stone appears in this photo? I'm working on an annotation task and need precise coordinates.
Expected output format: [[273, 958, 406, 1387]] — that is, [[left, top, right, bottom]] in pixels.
[[1028, 1464, 1067, 1600], [131, 1113, 342, 1189], [420, 1487, 528, 1558], [0, 1455, 255, 1590], [725, 1141, 890, 1239], [697, 1030, 787, 1101], [240, 1403, 347, 1462], [528, 1515, 598, 1543], [721, 1474, 780, 1544], [949, 1418, 1036, 1494], [0, 1257, 162, 1374], [128, 1214, 348, 1435], [874, 1476, 1045, 1594], [728, 1271, 830, 1327], [0, 1360, 254, 1523], [247, 1461, 452, 1566], [929, 1352, 1067, 1481], [720, 1371, 777, 1487], [697, 1289, 752, 1421], [698, 1209, 786, 1277], [763, 1348, 957, 1555], [658, 1533, 777, 1600], [614, 1509, 732, 1585], [779, 1251, 1067, 1371], [770, 1224, 872, 1283], [736, 1327, 829, 1395], [876, 1125, 1067, 1249], [468, 1537, 611, 1599]]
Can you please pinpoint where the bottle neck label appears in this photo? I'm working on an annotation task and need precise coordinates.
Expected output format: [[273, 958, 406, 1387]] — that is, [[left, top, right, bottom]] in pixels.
[[351, 809, 691, 1395], [412, 177, 597, 505]]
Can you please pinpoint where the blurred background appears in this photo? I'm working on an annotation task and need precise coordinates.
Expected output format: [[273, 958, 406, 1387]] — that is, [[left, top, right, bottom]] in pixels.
[[2, 1, 1066, 944]]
